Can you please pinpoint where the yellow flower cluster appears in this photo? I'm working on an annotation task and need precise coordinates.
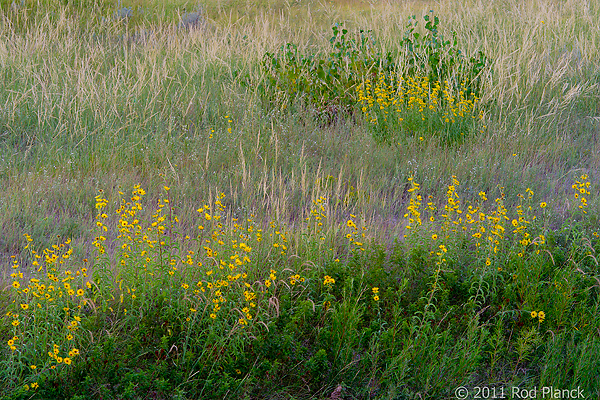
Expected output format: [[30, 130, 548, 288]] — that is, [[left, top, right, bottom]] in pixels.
[[356, 73, 482, 134], [93, 191, 109, 255], [10, 243, 89, 312], [7, 236, 89, 385], [289, 274, 304, 285], [372, 287, 379, 302], [572, 174, 591, 213], [403, 177, 422, 233], [6, 335, 19, 352], [345, 215, 367, 252], [306, 196, 328, 241], [48, 343, 80, 366], [531, 310, 546, 323], [8, 183, 376, 389], [91, 187, 268, 330], [404, 177, 550, 268], [269, 227, 289, 256], [265, 269, 277, 289], [441, 176, 462, 234]]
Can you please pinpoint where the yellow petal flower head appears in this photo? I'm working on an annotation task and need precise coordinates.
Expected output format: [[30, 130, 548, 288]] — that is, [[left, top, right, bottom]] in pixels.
[[538, 311, 545, 322]]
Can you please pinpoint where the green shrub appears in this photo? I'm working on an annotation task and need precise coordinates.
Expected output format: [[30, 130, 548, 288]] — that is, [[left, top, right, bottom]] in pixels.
[[260, 12, 490, 136]]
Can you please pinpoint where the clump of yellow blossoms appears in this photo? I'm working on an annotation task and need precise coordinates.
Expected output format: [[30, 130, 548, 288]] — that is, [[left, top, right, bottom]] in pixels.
[[531, 310, 545, 323], [572, 174, 591, 213], [357, 73, 484, 142], [323, 275, 336, 288]]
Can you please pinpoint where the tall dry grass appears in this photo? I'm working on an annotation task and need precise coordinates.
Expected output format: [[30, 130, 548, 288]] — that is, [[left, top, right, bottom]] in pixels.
[[0, 0, 598, 267]]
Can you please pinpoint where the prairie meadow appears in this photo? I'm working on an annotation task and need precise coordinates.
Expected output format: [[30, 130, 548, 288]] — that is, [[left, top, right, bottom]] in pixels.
[[1, 0, 599, 398]]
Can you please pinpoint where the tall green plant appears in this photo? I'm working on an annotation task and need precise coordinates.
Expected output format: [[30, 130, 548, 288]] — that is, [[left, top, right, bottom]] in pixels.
[[400, 11, 488, 97], [261, 24, 393, 114], [260, 13, 489, 128]]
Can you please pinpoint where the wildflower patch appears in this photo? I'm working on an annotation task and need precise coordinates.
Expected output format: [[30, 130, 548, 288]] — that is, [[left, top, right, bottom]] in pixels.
[[260, 12, 490, 136]]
